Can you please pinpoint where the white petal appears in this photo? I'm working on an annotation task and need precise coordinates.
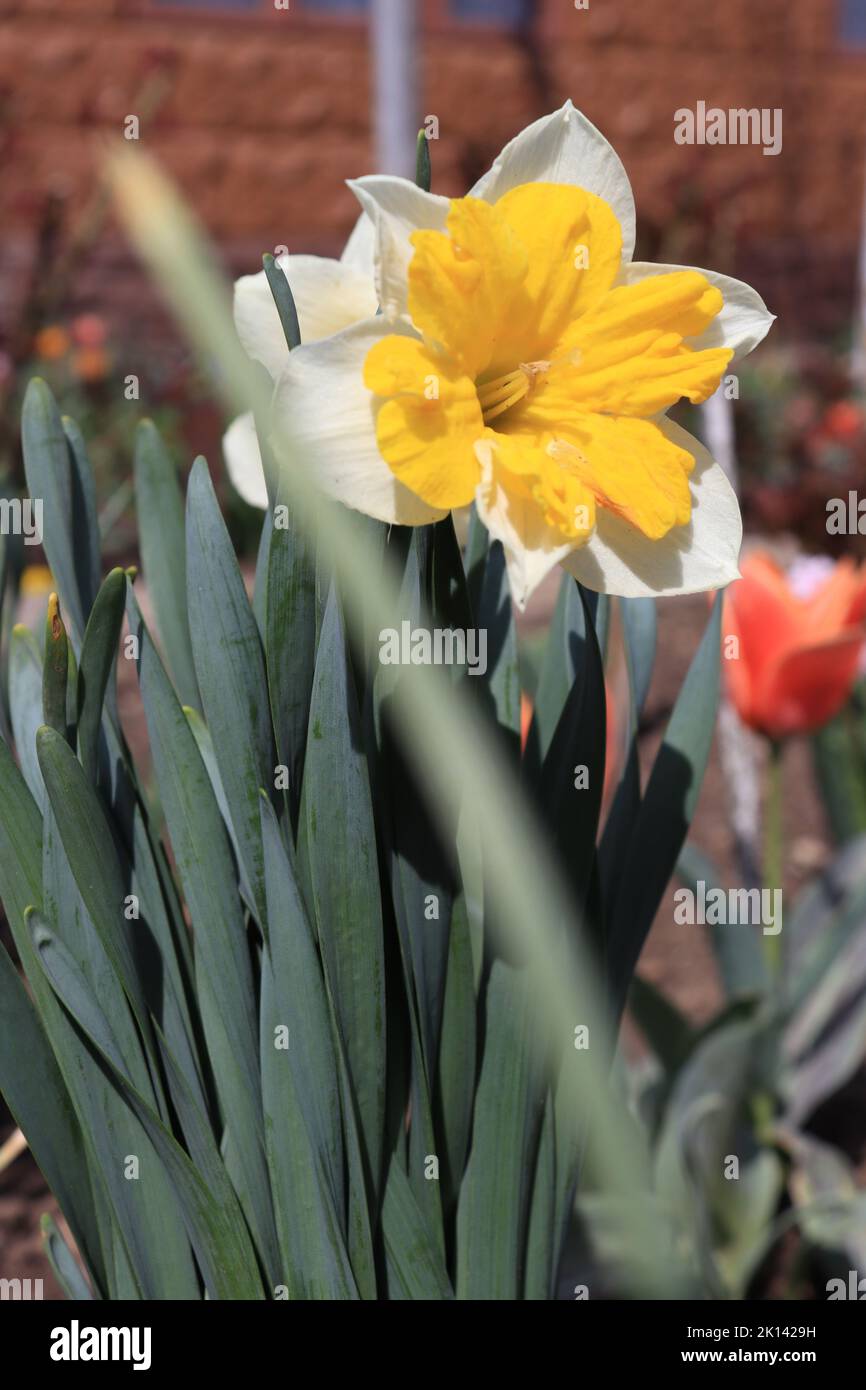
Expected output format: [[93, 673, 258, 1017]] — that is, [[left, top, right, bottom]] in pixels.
[[270, 318, 447, 527], [473, 438, 578, 612], [233, 255, 377, 380], [563, 418, 742, 598], [348, 176, 451, 321], [223, 412, 268, 510], [619, 261, 775, 362], [340, 210, 376, 278], [470, 100, 636, 262]]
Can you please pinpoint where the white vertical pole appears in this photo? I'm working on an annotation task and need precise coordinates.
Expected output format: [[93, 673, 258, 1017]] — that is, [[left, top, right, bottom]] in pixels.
[[371, 0, 419, 179]]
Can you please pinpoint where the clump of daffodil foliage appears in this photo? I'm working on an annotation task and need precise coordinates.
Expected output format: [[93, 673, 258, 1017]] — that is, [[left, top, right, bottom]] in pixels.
[[0, 105, 777, 1300]]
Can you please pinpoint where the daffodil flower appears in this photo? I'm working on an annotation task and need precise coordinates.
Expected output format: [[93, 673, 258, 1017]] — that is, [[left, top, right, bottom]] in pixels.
[[222, 216, 378, 506], [270, 102, 774, 608]]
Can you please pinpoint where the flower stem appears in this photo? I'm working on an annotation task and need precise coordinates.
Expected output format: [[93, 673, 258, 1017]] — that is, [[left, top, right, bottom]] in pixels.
[[763, 738, 784, 979]]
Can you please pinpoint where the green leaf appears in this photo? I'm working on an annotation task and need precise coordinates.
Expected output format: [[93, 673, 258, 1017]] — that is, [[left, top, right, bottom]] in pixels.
[[60, 417, 101, 626], [811, 713, 866, 845], [27, 902, 201, 1300], [677, 842, 767, 999], [186, 456, 274, 927], [260, 797, 347, 1216], [455, 960, 542, 1299], [263, 252, 301, 351], [473, 538, 520, 753], [42, 805, 156, 1109], [42, 1213, 95, 1300], [30, 912, 263, 1300], [523, 573, 584, 780], [183, 704, 254, 913], [129, 589, 278, 1280], [265, 497, 317, 831], [21, 381, 88, 647], [433, 887, 476, 1215], [0, 943, 102, 1293], [608, 596, 723, 1019], [376, 528, 454, 1072], [9, 624, 45, 809], [535, 583, 606, 906], [42, 594, 69, 738], [464, 503, 488, 618], [35, 726, 157, 1067], [381, 1157, 453, 1300], [598, 596, 657, 903], [260, 948, 359, 1300], [620, 596, 657, 718], [76, 568, 126, 783], [299, 585, 386, 1192], [133, 420, 199, 708], [523, 1091, 556, 1299], [628, 974, 696, 1073], [415, 128, 432, 192]]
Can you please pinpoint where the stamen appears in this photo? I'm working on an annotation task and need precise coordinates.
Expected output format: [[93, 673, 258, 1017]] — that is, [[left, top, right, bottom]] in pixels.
[[477, 361, 551, 424]]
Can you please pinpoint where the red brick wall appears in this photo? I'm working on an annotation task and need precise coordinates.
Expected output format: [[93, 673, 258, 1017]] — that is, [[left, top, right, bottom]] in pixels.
[[1, 0, 866, 345]]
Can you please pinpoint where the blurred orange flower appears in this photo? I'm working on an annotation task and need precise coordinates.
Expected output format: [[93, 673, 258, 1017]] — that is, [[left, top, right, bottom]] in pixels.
[[723, 552, 866, 737], [72, 346, 109, 383], [34, 325, 70, 361], [821, 400, 863, 443], [71, 313, 108, 349]]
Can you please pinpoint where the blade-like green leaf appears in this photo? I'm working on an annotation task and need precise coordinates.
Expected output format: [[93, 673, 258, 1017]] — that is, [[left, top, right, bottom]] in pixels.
[[20, 380, 88, 647], [381, 1157, 454, 1301], [42, 594, 69, 738], [434, 888, 476, 1214], [609, 597, 723, 1020], [186, 456, 274, 927], [523, 574, 584, 780], [628, 974, 696, 1073], [60, 415, 101, 628], [263, 252, 301, 351], [523, 1090, 556, 1300], [30, 912, 263, 1301], [260, 949, 358, 1300], [265, 498, 317, 831], [535, 584, 605, 906], [42, 1213, 95, 1301], [455, 960, 542, 1299], [299, 585, 386, 1192], [0, 943, 102, 1293], [598, 596, 657, 904], [129, 588, 278, 1280], [473, 539, 520, 752], [260, 797, 346, 1210], [76, 568, 126, 783], [133, 419, 200, 708], [9, 624, 45, 809], [677, 841, 767, 999], [35, 725, 158, 1072]]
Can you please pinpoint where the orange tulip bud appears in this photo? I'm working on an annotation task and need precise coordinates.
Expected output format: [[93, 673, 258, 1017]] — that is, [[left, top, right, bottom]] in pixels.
[[722, 552, 866, 738], [33, 325, 70, 361]]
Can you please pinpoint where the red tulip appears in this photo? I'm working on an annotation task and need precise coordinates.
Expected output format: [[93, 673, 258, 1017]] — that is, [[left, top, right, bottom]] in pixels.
[[723, 552, 866, 737]]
